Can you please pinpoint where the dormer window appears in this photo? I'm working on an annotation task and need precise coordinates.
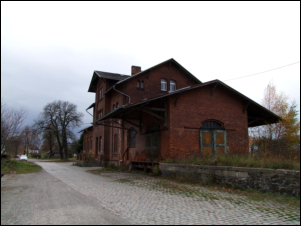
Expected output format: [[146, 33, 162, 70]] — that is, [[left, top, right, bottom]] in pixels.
[[161, 79, 167, 91], [170, 80, 176, 92]]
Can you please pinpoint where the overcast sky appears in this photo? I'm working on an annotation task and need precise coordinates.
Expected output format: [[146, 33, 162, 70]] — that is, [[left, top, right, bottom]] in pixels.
[[1, 1, 300, 137]]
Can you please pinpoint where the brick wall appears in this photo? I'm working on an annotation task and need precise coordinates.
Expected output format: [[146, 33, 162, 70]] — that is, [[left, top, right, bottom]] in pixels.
[[168, 84, 249, 159], [116, 63, 199, 104]]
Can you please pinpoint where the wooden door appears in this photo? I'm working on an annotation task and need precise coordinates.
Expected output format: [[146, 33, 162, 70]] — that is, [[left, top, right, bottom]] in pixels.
[[145, 132, 160, 162], [200, 130, 226, 156]]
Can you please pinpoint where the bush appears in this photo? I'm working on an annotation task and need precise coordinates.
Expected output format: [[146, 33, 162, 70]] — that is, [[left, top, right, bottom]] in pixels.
[[41, 153, 48, 159], [151, 165, 161, 176]]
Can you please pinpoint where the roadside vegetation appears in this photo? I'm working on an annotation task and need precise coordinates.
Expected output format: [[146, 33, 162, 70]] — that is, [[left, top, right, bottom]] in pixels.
[[1, 160, 42, 174], [162, 153, 300, 170]]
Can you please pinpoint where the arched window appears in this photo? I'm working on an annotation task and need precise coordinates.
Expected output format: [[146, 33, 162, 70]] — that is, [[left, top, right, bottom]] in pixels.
[[137, 80, 140, 88], [99, 136, 102, 153], [201, 120, 222, 129], [113, 134, 118, 154], [170, 80, 176, 92], [129, 129, 136, 147], [161, 79, 167, 91], [141, 80, 144, 89], [96, 137, 98, 154]]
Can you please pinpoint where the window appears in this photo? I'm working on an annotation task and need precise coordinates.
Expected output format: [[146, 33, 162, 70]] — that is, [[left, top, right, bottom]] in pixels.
[[202, 121, 222, 129], [161, 79, 167, 91], [137, 80, 140, 88], [170, 80, 176, 92], [129, 129, 136, 147], [99, 136, 102, 153], [96, 137, 98, 154], [100, 109, 103, 118], [99, 88, 102, 100], [90, 137, 92, 150], [113, 134, 118, 154], [141, 81, 144, 89]]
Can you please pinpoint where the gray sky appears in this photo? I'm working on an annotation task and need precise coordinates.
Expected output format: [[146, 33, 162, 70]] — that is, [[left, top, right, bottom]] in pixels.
[[1, 2, 300, 136]]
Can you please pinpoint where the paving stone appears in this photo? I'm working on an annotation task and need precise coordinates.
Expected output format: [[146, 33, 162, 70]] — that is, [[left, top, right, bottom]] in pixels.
[[36, 162, 300, 225]]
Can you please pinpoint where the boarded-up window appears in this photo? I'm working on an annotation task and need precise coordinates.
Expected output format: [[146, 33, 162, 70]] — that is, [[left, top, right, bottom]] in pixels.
[[200, 120, 226, 155]]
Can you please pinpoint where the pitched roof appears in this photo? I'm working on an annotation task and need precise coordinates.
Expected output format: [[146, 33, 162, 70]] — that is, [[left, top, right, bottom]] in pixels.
[[78, 125, 93, 133], [95, 80, 281, 127], [105, 58, 202, 95], [88, 71, 130, 93], [86, 103, 95, 110]]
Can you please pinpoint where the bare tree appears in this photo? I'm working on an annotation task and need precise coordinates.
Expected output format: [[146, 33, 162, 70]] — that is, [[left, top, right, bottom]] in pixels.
[[5, 135, 23, 157], [1, 99, 27, 157], [34, 100, 83, 160], [41, 125, 56, 158], [20, 126, 40, 156]]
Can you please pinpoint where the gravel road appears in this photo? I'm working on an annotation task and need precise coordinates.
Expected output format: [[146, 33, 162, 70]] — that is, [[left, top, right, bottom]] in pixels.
[[1, 163, 130, 225]]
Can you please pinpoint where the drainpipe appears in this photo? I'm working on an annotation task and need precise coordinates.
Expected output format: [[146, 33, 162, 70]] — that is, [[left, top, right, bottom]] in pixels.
[[113, 85, 131, 104]]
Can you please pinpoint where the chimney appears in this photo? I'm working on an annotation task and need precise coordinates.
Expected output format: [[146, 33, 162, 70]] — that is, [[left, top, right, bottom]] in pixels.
[[131, 65, 141, 76]]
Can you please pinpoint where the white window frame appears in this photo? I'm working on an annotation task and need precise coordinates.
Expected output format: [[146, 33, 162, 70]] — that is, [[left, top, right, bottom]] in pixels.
[[170, 80, 176, 92], [161, 79, 167, 91]]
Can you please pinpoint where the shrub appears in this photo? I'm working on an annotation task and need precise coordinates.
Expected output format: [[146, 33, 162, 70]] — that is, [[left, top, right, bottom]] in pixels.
[[151, 165, 161, 176], [41, 153, 48, 159]]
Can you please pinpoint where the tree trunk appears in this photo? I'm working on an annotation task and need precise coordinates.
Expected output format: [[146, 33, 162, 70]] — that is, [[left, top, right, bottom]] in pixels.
[[62, 129, 68, 160]]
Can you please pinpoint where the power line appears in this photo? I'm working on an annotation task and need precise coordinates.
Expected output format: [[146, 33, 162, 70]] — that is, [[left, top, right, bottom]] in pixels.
[[223, 61, 300, 82]]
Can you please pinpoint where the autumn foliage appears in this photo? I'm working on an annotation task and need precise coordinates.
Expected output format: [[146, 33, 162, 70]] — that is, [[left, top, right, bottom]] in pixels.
[[249, 81, 300, 162]]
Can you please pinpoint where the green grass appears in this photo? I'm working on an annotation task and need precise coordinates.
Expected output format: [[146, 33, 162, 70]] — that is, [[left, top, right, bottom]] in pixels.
[[162, 154, 300, 170], [1, 160, 42, 174]]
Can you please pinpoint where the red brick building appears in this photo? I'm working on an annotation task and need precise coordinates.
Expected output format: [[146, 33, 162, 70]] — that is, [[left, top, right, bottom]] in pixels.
[[79, 59, 280, 166]]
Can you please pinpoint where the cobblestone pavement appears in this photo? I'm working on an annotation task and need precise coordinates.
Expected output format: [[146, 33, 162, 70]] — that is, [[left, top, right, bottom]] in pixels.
[[34, 161, 300, 225]]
